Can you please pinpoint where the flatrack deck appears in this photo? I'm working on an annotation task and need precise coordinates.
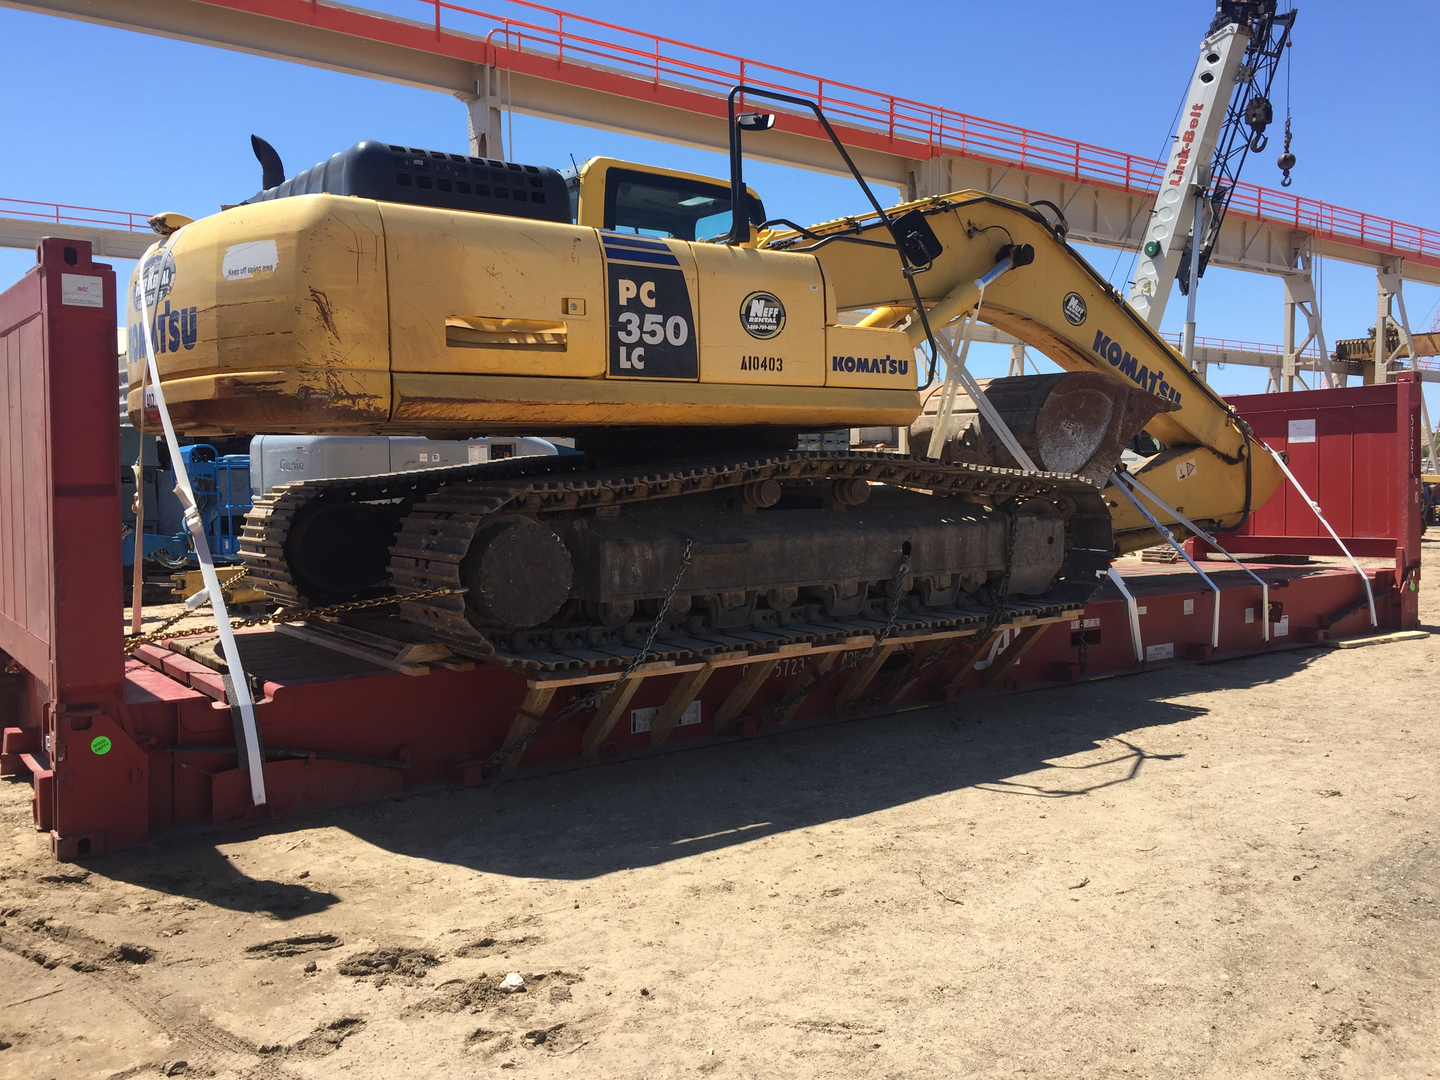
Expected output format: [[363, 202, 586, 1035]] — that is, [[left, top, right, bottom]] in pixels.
[[0, 241, 1423, 859]]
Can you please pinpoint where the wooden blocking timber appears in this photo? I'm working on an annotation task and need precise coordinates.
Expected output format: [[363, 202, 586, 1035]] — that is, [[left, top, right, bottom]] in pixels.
[[833, 642, 898, 711], [496, 684, 559, 770], [713, 655, 778, 735], [773, 652, 838, 725], [881, 639, 951, 707], [648, 663, 718, 745], [276, 621, 449, 676], [580, 677, 644, 758], [978, 623, 1050, 690], [938, 630, 1002, 696]]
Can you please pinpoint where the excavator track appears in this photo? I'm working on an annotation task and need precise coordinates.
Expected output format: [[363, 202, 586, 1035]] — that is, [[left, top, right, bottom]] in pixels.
[[241, 452, 1113, 672]]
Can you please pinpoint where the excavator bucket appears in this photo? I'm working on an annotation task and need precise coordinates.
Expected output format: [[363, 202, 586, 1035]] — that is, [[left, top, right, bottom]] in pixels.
[[909, 371, 1178, 488]]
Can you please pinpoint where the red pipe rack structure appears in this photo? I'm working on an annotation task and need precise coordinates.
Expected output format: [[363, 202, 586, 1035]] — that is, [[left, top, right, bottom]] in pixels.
[[199, 0, 1440, 274]]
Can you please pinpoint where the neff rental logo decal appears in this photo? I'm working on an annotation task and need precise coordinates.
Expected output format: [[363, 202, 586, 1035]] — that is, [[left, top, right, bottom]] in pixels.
[[1062, 292, 1087, 326], [831, 354, 909, 377], [129, 300, 197, 358], [134, 249, 175, 311], [604, 232, 698, 379], [1091, 330, 1182, 405], [130, 248, 196, 356], [740, 291, 785, 339]]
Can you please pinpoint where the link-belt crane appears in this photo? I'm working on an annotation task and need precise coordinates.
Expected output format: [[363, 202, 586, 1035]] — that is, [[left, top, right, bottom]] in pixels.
[[1127, 1, 1297, 366]]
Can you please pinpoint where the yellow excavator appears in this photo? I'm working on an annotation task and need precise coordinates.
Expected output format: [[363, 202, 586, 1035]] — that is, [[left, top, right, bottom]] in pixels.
[[125, 90, 1281, 664]]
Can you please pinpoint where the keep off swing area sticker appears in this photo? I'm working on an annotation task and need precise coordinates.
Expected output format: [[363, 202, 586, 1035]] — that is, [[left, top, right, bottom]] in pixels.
[[91, 735, 112, 755], [222, 239, 280, 281]]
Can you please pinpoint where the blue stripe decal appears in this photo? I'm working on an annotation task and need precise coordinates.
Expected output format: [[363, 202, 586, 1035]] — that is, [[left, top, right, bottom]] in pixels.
[[600, 231, 672, 251], [604, 249, 681, 266]]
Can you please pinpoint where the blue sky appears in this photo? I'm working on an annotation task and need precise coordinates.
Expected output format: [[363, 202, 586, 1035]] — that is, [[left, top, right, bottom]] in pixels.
[[1, 0, 1436, 410]]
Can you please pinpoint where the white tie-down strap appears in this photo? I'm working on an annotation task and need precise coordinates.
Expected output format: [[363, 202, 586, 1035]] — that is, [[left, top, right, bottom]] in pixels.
[[1106, 565, 1145, 664], [135, 236, 268, 807], [1114, 469, 1269, 644], [1260, 442, 1376, 628], [926, 286, 1040, 473], [1110, 472, 1221, 649]]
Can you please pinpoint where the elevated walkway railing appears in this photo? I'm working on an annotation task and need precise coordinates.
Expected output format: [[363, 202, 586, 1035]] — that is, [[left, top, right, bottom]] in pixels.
[[393, 0, 1439, 270]]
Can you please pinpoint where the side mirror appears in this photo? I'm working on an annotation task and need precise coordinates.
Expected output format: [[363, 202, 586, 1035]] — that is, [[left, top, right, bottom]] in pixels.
[[893, 210, 944, 267], [736, 112, 776, 131]]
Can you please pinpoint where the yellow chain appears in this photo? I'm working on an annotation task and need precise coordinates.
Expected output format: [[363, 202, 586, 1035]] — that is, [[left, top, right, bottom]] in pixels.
[[123, 586, 465, 653]]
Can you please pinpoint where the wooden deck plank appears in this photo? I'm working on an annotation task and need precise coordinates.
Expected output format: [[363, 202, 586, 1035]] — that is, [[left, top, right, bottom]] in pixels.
[[273, 623, 432, 676]]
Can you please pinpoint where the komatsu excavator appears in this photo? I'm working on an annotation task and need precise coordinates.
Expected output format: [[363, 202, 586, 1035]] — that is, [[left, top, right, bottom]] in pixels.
[[125, 91, 1282, 665]]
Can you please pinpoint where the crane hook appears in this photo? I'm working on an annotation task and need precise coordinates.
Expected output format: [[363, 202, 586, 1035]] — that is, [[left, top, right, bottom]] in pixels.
[[1276, 116, 1296, 188]]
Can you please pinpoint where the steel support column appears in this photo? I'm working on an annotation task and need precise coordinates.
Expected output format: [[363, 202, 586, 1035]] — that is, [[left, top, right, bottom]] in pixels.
[[457, 65, 506, 159], [1373, 260, 1403, 385]]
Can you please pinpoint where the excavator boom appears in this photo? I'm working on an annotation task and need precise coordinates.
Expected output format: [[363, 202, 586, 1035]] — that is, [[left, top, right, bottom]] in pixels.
[[766, 192, 1283, 550]]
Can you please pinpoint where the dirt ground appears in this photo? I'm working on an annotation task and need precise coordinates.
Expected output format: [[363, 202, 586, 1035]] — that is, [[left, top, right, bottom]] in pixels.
[[2, 541, 1437, 1080]]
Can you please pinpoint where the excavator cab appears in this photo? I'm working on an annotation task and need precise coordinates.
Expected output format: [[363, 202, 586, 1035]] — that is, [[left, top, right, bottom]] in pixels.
[[564, 157, 767, 243]]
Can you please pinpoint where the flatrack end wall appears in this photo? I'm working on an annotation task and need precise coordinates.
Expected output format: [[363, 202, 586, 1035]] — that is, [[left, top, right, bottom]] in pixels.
[[1188, 376, 1423, 628], [0, 238, 141, 858]]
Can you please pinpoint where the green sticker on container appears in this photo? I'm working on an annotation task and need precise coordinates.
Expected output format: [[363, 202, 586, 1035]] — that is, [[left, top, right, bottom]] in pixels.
[[90, 735, 112, 755]]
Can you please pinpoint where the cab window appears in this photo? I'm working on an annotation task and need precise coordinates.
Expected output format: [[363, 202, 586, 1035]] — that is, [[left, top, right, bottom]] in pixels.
[[602, 168, 765, 242]]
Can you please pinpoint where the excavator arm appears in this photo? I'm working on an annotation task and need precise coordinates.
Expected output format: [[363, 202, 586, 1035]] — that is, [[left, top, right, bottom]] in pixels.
[[765, 191, 1284, 552]]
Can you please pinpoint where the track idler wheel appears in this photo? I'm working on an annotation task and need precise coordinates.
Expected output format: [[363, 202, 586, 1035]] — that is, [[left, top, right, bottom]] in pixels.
[[460, 518, 573, 630], [286, 501, 405, 600]]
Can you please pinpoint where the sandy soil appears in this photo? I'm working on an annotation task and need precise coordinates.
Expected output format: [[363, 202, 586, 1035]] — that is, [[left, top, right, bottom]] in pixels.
[[2, 541, 1437, 1080]]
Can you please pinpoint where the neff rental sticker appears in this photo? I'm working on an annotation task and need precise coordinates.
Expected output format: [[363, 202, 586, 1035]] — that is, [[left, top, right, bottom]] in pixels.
[[1062, 292, 1087, 326], [631, 701, 702, 735], [222, 239, 280, 281], [61, 273, 104, 308], [1287, 418, 1317, 444], [740, 291, 785, 339], [90, 735, 112, 755], [134, 248, 176, 311]]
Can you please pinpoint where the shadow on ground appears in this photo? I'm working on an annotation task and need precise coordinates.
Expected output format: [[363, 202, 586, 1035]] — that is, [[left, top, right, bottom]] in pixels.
[[67, 644, 1349, 913]]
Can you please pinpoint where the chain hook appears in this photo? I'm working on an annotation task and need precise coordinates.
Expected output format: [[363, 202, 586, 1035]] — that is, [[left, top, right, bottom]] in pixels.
[[1277, 115, 1296, 188]]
